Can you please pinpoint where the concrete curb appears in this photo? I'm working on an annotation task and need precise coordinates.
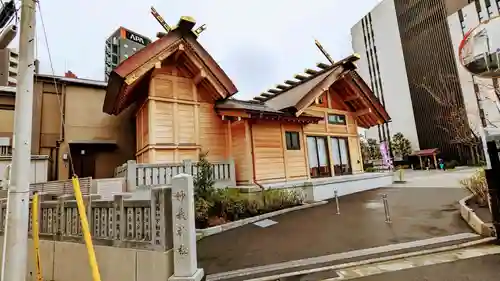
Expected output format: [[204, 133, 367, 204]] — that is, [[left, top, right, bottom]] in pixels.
[[196, 201, 328, 239], [459, 194, 496, 237], [242, 237, 496, 281]]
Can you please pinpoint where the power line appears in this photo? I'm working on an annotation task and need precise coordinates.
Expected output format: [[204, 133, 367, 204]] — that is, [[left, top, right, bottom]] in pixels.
[[36, 1, 76, 177]]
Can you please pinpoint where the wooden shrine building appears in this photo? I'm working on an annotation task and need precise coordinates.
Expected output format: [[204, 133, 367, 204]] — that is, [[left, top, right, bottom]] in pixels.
[[103, 16, 391, 186]]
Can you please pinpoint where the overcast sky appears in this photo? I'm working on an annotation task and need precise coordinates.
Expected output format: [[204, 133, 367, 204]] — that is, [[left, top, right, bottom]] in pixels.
[[27, 0, 380, 100]]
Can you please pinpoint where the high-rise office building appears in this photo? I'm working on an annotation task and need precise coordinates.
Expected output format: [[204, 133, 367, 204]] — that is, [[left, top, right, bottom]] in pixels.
[[0, 47, 18, 86], [104, 27, 152, 81], [351, 0, 475, 162]]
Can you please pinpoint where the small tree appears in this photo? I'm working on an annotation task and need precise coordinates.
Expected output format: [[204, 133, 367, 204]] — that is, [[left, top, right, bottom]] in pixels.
[[360, 138, 370, 162], [367, 138, 381, 160], [391, 132, 412, 158], [193, 151, 215, 200], [417, 73, 482, 163]]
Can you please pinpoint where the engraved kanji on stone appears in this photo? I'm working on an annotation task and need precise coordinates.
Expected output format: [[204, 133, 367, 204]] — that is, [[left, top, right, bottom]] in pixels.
[[175, 224, 186, 236], [177, 244, 189, 256], [175, 207, 187, 220], [173, 190, 186, 202]]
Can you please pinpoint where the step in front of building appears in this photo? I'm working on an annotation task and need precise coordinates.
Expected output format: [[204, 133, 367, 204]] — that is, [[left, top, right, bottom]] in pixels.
[[206, 233, 486, 281]]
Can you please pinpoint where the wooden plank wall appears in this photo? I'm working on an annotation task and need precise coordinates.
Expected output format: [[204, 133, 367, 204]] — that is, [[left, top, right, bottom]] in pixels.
[[235, 89, 365, 184], [303, 90, 363, 173], [136, 66, 229, 164], [198, 87, 228, 161], [135, 101, 149, 163], [250, 121, 308, 183], [252, 121, 285, 181], [231, 121, 252, 184], [282, 123, 308, 179]]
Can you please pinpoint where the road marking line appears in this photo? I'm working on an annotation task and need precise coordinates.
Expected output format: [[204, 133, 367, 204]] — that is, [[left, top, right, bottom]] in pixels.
[[331, 244, 500, 280], [207, 233, 480, 281]]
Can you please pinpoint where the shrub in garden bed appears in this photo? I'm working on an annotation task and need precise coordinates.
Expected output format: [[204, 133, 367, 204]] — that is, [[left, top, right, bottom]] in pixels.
[[193, 152, 304, 229], [460, 168, 488, 207], [445, 160, 459, 169]]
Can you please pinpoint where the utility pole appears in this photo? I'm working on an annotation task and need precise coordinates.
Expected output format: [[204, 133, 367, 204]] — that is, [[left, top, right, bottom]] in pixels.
[[2, 0, 36, 280]]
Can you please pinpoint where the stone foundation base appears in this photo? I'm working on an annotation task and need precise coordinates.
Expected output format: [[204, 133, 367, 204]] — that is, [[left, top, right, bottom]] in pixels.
[[169, 268, 204, 281]]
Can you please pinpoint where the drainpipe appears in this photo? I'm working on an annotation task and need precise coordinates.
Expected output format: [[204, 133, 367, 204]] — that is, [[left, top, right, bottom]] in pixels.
[[248, 121, 266, 203], [54, 141, 61, 180]]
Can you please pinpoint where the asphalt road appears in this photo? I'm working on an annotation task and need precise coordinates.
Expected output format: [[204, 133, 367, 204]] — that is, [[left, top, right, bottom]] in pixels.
[[354, 254, 500, 281], [198, 187, 471, 274]]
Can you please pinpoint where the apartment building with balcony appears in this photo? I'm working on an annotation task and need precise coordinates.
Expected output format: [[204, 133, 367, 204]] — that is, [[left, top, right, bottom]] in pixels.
[[0, 47, 18, 86]]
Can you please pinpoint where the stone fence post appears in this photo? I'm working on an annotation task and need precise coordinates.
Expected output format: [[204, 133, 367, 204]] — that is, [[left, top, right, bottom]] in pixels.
[[182, 160, 193, 175], [150, 186, 173, 250], [228, 158, 236, 186], [125, 160, 137, 192], [169, 174, 204, 281], [112, 194, 126, 244]]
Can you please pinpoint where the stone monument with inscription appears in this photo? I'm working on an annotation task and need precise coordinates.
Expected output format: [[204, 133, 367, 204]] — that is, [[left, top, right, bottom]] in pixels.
[[169, 174, 204, 281]]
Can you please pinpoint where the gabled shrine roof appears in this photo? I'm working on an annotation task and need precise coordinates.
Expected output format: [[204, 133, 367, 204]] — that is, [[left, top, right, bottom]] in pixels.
[[216, 54, 391, 128], [103, 17, 238, 115]]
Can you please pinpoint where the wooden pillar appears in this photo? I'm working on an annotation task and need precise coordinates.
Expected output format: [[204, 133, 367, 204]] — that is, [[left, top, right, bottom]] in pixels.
[[301, 125, 311, 180], [433, 153, 438, 169], [280, 124, 289, 180], [226, 120, 233, 159]]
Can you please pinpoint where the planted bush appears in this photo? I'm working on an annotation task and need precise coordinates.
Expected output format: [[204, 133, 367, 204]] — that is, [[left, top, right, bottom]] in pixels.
[[193, 151, 215, 201], [445, 160, 459, 169], [192, 152, 304, 228], [460, 168, 488, 207], [365, 167, 377, 173]]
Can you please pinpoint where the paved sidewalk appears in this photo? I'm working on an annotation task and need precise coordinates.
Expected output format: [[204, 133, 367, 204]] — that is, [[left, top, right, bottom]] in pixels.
[[391, 167, 477, 188], [197, 186, 472, 274], [352, 251, 500, 281]]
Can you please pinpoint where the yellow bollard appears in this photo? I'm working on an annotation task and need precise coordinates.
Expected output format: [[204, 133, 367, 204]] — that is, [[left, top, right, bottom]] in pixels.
[[32, 192, 42, 281], [72, 176, 101, 281]]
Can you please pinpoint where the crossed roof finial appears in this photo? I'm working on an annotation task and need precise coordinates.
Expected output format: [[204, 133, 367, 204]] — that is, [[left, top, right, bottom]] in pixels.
[[150, 6, 207, 39]]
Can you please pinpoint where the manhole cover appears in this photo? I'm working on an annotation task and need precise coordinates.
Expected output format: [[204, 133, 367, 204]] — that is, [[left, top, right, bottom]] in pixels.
[[364, 202, 384, 209], [253, 219, 278, 228]]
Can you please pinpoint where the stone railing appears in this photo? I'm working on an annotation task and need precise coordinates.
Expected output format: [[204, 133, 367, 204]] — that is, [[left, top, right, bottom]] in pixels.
[[0, 187, 174, 251], [114, 159, 236, 191], [29, 177, 93, 196], [1, 177, 94, 199], [0, 174, 205, 280]]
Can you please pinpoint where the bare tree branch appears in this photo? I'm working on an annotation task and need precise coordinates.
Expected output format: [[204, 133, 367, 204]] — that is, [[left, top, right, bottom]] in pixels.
[[416, 72, 481, 147]]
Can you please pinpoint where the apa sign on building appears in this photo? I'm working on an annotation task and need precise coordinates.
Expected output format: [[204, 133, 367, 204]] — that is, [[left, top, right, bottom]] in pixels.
[[125, 30, 151, 46]]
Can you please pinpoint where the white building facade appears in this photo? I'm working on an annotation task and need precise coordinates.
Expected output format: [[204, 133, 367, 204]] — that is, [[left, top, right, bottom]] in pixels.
[[351, 0, 420, 151], [351, 0, 500, 160]]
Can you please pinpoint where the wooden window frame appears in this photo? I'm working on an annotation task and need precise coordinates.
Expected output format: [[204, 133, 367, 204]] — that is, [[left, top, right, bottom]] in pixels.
[[285, 131, 300, 150], [327, 114, 347, 125]]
